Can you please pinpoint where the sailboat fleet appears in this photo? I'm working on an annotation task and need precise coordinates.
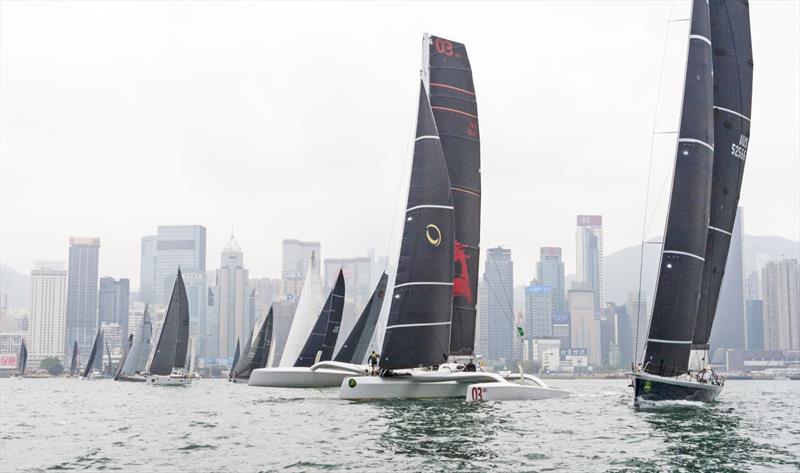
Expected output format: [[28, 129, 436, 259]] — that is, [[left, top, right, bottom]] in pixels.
[[10, 1, 754, 409]]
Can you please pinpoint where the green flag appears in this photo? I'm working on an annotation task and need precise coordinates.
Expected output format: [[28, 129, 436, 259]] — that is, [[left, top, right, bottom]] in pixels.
[[516, 326, 525, 337]]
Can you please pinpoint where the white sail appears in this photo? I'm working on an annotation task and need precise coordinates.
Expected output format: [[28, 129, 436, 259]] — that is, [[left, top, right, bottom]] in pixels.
[[279, 253, 325, 367], [120, 307, 153, 376]]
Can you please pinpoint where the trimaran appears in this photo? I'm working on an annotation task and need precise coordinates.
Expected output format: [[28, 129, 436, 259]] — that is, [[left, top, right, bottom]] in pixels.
[[628, 0, 753, 405]]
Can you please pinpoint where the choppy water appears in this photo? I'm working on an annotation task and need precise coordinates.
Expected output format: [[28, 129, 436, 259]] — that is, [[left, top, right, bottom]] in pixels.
[[1, 378, 798, 472]]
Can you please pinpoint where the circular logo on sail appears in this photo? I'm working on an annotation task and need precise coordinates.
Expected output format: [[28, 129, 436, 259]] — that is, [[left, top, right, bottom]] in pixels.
[[348, 378, 357, 388], [426, 224, 442, 247], [643, 380, 652, 393]]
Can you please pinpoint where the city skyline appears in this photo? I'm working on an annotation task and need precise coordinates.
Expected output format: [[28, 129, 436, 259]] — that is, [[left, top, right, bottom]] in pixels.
[[2, 1, 798, 290]]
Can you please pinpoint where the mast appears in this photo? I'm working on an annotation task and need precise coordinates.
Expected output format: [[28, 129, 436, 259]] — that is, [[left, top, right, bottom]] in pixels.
[[643, 0, 714, 377], [295, 270, 345, 367], [425, 34, 481, 357], [380, 82, 455, 370], [692, 0, 754, 359], [334, 272, 388, 364]]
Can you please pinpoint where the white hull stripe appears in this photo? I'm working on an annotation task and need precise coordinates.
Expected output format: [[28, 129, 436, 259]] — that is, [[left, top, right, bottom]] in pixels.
[[714, 106, 751, 122], [406, 204, 454, 212], [678, 138, 714, 152], [663, 250, 705, 262], [415, 135, 440, 142], [648, 338, 692, 344], [689, 34, 711, 46], [709, 225, 732, 236], [386, 321, 451, 330], [394, 281, 453, 289]]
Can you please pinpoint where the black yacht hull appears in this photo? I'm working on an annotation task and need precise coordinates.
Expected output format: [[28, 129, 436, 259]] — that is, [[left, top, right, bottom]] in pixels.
[[629, 372, 722, 406]]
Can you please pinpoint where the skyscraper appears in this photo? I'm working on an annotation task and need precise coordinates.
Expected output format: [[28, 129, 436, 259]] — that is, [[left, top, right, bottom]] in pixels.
[[485, 247, 514, 362], [576, 215, 605, 309], [64, 237, 100, 360], [139, 235, 157, 304], [217, 236, 250, 358], [98, 277, 130, 339], [145, 225, 206, 305], [745, 299, 764, 351], [762, 258, 799, 351], [282, 239, 320, 304], [524, 283, 553, 361], [627, 290, 649, 364], [537, 247, 566, 313], [709, 207, 746, 351], [569, 289, 600, 367], [29, 262, 67, 366], [182, 269, 207, 357], [476, 279, 488, 357]]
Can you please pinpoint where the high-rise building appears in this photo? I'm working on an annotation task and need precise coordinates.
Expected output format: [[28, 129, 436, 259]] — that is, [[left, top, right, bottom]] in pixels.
[[98, 277, 130, 340], [485, 247, 514, 362], [282, 239, 321, 304], [147, 225, 206, 305], [746, 271, 760, 301], [627, 291, 648, 364], [271, 300, 298, 367], [216, 236, 250, 358], [182, 269, 208, 357], [139, 235, 157, 304], [576, 215, 605, 309], [127, 301, 147, 339], [709, 207, 746, 351], [762, 258, 799, 351], [551, 312, 571, 350], [251, 278, 283, 322], [101, 322, 123, 353], [65, 237, 100, 360], [608, 304, 633, 365], [745, 299, 764, 351], [205, 284, 219, 359], [569, 289, 601, 367], [537, 247, 566, 313], [476, 279, 488, 357], [29, 262, 67, 366], [524, 283, 553, 361]]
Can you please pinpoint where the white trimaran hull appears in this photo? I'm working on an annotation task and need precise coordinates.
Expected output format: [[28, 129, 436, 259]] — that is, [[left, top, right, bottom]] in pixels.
[[339, 370, 569, 402], [248, 361, 368, 388]]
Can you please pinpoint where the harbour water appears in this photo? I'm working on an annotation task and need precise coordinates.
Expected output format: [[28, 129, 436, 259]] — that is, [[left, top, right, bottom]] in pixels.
[[1, 379, 798, 472]]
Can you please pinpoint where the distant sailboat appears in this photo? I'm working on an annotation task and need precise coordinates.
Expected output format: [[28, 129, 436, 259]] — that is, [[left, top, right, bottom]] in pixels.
[[228, 339, 241, 381], [116, 305, 152, 382], [14, 339, 27, 377], [629, 0, 753, 406], [104, 341, 113, 378], [113, 334, 134, 380], [294, 270, 345, 367], [81, 328, 104, 380], [68, 341, 79, 377], [230, 307, 274, 382], [144, 269, 192, 386]]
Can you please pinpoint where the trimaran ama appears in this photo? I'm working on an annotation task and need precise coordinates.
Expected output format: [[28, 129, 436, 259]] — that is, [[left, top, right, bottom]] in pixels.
[[340, 34, 568, 402], [628, 0, 753, 405], [143, 269, 193, 385], [248, 266, 389, 388]]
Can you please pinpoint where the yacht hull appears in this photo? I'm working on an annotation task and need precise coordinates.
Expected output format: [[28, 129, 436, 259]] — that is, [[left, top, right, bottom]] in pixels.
[[144, 372, 192, 386], [628, 372, 723, 406], [248, 362, 368, 388], [116, 374, 146, 383]]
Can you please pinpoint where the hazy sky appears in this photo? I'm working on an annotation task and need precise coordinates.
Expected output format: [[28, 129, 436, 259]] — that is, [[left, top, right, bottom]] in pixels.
[[1, 1, 798, 290]]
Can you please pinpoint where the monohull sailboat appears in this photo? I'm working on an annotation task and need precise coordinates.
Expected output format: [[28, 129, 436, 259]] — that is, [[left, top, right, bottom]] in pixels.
[[13, 339, 27, 378], [81, 328, 104, 380], [628, 0, 753, 406], [116, 305, 153, 382], [67, 341, 79, 377], [230, 307, 274, 382], [143, 269, 192, 386], [340, 35, 567, 402]]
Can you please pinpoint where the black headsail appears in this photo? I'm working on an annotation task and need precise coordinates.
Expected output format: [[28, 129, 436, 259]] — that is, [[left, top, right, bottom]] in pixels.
[[380, 83, 455, 370], [233, 307, 274, 379], [643, 0, 714, 377], [692, 0, 754, 353], [425, 34, 481, 357], [69, 341, 78, 376], [149, 269, 190, 375], [82, 328, 104, 378], [334, 272, 388, 364], [295, 270, 345, 367]]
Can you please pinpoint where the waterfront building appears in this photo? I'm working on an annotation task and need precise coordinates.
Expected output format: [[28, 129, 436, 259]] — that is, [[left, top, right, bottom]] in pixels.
[[29, 262, 67, 366], [217, 236, 250, 358], [568, 289, 601, 367], [745, 299, 764, 351], [627, 291, 649, 364], [65, 237, 100, 361], [575, 215, 605, 309], [143, 225, 206, 305], [537, 247, 566, 313], [476, 279, 488, 357], [524, 283, 553, 360], [485, 247, 514, 362], [762, 258, 799, 351]]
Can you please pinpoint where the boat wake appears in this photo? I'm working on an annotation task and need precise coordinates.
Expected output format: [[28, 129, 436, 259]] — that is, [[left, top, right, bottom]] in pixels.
[[634, 398, 707, 410]]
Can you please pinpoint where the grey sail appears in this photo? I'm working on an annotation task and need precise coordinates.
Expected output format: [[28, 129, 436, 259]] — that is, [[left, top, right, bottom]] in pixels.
[[69, 341, 78, 376], [17, 339, 27, 376], [120, 306, 152, 376], [229, 339, 240, 379], [643, 0, 714, 377], [334, 272, 388, 364], [380, 82, 455, 370], [233, 307, 274, 379], [104, 341, 113, 377], [82, 328, 104, 378], [295, 270, 345, 367], [692, 0, 754, 351], [232, 328, 255, 379], [148, 269, 190, 376], [114, 334, 133, 380]]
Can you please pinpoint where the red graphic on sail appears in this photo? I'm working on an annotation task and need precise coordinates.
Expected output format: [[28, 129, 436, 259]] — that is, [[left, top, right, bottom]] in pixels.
[[453, 241, 473, 304]]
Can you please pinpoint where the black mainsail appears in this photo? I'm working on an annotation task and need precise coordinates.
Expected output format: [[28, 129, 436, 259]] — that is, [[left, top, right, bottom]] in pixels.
[[692, 0, 754, 354], [82, 328, 104, 378], [295, 270, 345, 367], [69, 341, 78, 376], [425, 34, 481, 357], [148, 269, 190, 376], [380, 82, 455, 370], [334, 272, 388, 364], [643, 0, 714, 377], [232, 307, 274, 379]]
